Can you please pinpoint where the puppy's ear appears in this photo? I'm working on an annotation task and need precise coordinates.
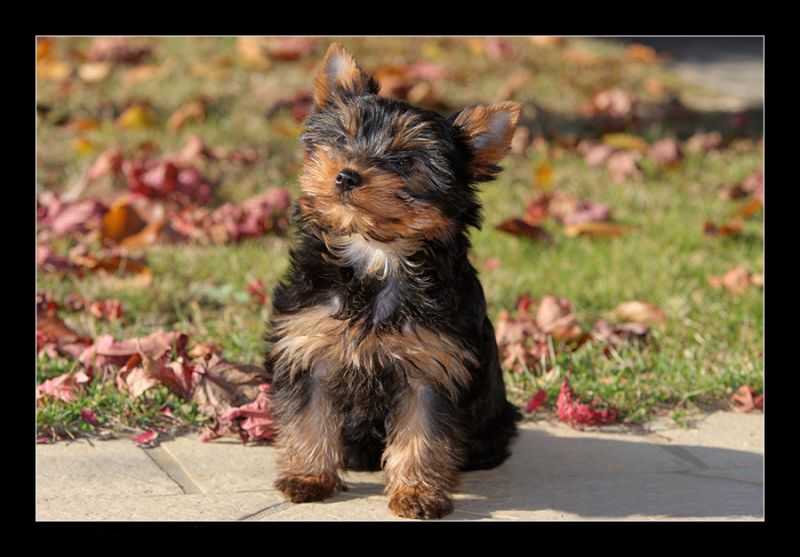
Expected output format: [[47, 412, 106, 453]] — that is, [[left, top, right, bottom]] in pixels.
[[313, 43, 380, 109], [451, 101, 522, 181]]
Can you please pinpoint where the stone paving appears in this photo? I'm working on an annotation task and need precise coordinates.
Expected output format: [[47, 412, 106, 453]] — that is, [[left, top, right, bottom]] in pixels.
[[35, 411, 763, 521]]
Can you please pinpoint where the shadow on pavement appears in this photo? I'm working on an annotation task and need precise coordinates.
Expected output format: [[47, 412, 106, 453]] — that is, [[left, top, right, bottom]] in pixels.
[[340, 427, 762, 520]]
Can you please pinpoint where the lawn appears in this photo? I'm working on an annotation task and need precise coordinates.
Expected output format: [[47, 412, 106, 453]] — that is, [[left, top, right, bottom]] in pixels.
[[36, 36, 763, 440]]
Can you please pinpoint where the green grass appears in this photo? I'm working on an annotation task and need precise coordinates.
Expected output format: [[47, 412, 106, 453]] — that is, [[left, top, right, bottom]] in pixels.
[[36, 37, 763, 438]]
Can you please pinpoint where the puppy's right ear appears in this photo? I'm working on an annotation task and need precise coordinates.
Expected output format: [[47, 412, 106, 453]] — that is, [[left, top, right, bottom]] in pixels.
[[313, 43, 380, 109]]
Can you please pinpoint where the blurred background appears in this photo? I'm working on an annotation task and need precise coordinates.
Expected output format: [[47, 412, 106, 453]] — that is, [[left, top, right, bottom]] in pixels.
[[36, 37, 763, 441]]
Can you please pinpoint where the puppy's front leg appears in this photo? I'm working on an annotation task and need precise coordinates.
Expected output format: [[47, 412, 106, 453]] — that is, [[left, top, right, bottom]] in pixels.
[[382, 381, 465, 519], [273, 369, 346, 503]]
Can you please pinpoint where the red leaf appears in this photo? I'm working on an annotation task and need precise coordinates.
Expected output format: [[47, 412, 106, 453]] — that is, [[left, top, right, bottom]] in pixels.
[[221, 383, 275, 443], [80, 408, 99, 426], [36, 371, 92, 404], [524, 390, 547, 413], [557, 377, 619, 428], [247, 280, 267, 305], [495, 219, 553, 242], [132, 430, 159, 446], [732, 386, 763, 412]]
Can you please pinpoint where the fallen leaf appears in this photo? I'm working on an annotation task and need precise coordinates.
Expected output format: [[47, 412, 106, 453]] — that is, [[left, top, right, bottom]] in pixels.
[[536, 295, 581, 340], [72, 138, 98, 156], [37, 58, 72, 80], [606, 150, 643, 182], [529, 36, 565, 48], [121, 64, 169, 85], [626, 44, 659, 63], [592, 319, 649, 346], [703, 220, 743, 237], [485, 37, 517, 60], [583, 143, 615, 167], [36, 371, 92, 404], [524, 390, 547, 413], [731, 386, 763, 413], [212, 384, 275, 444], [686, 131, 723, 153], [709, 266, 757, 294], [496, 219, 554, 242], [101, 199, 147, 244], [534, 161, 554, 190], [593, 88, 637, 119], [192, 355, 271, 419], [80, 408, 100, 426], [557, 377, 619, 428], [735, 198, 763, 219], [37, 37, 54, 60], [602, 133, 649, 153], [37, 310, 93, 352], [564, 221, 635, 238], [88, 299, 124, 320], [132, 431, 159, 446], [78, 61, 112, 83], [39, 197, 107, 237], [168, 100, 206, 132], [610, 301, 665, 326], [88, 37, 152, 65], [265, 90, 314, 122], [559, 201, 612, 227], [79, 330, 188, 372], [648, 138, 683, 167], [116, 104, 155, 130], [247, 279, 268, 305]]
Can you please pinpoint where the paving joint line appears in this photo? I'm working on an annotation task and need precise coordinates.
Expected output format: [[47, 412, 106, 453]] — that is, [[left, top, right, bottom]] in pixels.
[[141, 445, 204, 495], [239, 502, 294, 520], [657, 445, 710, 470]]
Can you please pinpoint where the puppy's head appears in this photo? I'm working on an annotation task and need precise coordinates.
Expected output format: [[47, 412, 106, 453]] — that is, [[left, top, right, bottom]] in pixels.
[[298, 42, 522, 244]]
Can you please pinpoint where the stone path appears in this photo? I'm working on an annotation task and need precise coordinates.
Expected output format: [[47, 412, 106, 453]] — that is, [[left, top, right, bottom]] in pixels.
[[36, 411, 763, 521], [618, 37, 763, 110]]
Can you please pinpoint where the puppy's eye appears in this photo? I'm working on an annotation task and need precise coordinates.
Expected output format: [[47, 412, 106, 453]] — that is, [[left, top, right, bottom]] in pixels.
[[386, 156, 414, 174], [336, 135, 348, 147]]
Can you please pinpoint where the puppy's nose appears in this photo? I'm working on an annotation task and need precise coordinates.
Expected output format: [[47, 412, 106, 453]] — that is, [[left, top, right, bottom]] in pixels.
[[335, 169, 362, 192]]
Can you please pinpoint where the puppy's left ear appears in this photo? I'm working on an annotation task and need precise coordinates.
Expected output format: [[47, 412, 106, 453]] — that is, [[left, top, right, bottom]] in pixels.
[[313, 43, 380, 109], [451, 101, 522, 181]]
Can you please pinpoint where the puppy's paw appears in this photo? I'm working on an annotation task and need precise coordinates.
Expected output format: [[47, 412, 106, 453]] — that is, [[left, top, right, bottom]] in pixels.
[[274, 474, 346, 503], [388, 486, 453, 519]]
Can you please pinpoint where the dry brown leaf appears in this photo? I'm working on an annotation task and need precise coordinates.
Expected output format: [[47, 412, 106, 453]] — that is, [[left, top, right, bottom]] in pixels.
[[703, 220, 743, 237], [121, 64, 169, 85], [610, 301, 665, 326], [602, 133, 649, 153], [496, 219, 554, 242], [564, 221, 635, 238], [168, 100, 206, 133], [529, 36, 565, 48], [626, 44, 660, 63], [37, 58, 72, 80], [708, 266, 757, 294], [191, 355, 271, 417], [606, 150, 643, 182], [101, 199, 147, 244], [78, 61, 112, 84]]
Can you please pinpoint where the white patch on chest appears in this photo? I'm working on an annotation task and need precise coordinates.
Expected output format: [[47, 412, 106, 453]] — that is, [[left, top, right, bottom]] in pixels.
[[325, 234, 416, 280]]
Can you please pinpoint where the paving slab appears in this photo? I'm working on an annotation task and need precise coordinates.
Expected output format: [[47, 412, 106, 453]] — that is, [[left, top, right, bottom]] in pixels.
[[155, 436, 278, 494], [35, 411, 764, 521], [36, 438, 182, 500], [37, 491, 285, 521]]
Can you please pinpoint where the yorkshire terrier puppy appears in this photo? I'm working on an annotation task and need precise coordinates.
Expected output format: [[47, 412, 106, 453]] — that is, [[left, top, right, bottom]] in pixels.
[[265, 42, 523, 519]]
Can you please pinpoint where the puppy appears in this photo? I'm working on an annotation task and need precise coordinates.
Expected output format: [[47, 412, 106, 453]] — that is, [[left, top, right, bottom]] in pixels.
[[265, 42, 522, 519]]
